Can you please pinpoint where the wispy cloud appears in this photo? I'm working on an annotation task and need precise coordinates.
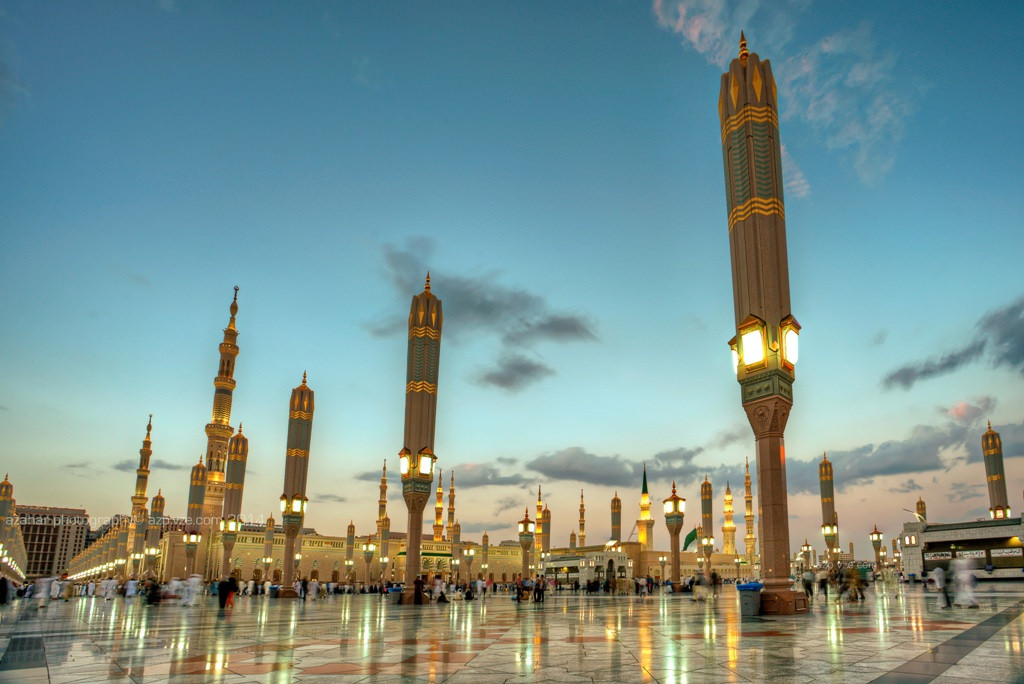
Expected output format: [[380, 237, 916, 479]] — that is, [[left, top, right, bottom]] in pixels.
[[312, 493, 347, 504], [369, 237, 598, 392], [883, 296, 1024, 390], [945, 482, 984, 503], [652, 2, 917, 185], [780, 144, 810, 198], [888, 478, 922, 494], [938, 397, 996, 425], [493, 496, 523, 517]]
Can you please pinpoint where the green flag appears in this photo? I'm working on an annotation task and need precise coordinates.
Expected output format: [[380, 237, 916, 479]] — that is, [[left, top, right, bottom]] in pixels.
[[683, 526, 698, 551]]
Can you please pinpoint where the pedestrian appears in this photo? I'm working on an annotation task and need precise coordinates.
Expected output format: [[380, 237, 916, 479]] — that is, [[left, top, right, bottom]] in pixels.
[[816, 568, 828, 599], [227, 575, 239, 608], [86, 580, 95, 598], [802, 568, 814, 599], [951, 557, 979, 608], [930, 565, 951, 609], [0, 576, 8, 605]]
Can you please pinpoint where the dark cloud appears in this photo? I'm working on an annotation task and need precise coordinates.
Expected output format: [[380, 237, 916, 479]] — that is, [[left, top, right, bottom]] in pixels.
[[938, 397, 995, 424], [476, 354, 555, 391], [450, 463, 529, 488], [370, 237, 597, 391], [151, 459, 186, 471], [493, 496, 523, 517], [945, 483, 984, 503], [882, 339, 986, 390], [496, 456, 517, 466], [871, 330, 888, 346], [355, 470, 386, 482], [883, 296, 1024, 390], [112, 460, 136, 472], [312, 493, 347, 504], [0, 405, 9, 411], [68, 462, 96, 478], [708, 426, 748, 450], [888, 479, 923, 494], [652, 446, 703, 466], [527, 447, 636, 487], [455, 521, 508, 535]]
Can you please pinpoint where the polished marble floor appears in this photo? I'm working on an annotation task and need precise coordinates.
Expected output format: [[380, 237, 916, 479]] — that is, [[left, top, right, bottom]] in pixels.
[[1, 582, 1022, 683]]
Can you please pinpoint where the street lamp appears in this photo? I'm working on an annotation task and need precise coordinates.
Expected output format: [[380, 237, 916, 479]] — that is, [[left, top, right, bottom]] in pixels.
[[663, 482, 685, 589], [184, 531, 202, 576], [701, 532, 714, 582], [399, 443, 436, 604], [518, 510, 535, 582], [279, 493, 308, 598], [362, 543, 375, 585], [821, 523, 838, 565], [452, 558, 460, 583], [734, 556, 741, 580], [869, 525, 884, 577], [345, 559, 355, 584], [658, 555, 667, 585], [465, 548, 475, 581], [800, 539, 812, 571], [381, 556, 389, 583]]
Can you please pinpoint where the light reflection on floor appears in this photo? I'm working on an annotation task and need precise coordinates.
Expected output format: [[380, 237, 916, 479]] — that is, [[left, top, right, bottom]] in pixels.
[[0, 582, 1021, 682]]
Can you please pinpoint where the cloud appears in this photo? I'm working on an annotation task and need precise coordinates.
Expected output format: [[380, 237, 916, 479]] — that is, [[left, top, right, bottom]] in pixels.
[[939, 397, 996, 425], [312, 493, 347, 504], [883, 296, 1024, 390], [496, 456, 518, 466], [476, 354, 555, 391], [449, 463, 529, 488], [652, 2, 916, 185], [68, 462, 96, 478], [945, 482, 984, 503], [370, 237, 597, 392], [493, 496, 523, 517], [708, 425, 748, 450], [151, 459, 186, 471], [455, 521, 507, 535], [528, 447, 637, 487], [780, 144, 810, 198], [870, 329, 888, 346], [112, 460, 136, 472], [0, 405, 9, 411], [888, 479, 923, 494], [882, 340, 986, 390]]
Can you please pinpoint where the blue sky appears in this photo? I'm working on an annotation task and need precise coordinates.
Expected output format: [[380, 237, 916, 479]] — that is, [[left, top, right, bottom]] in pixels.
[[1, 1, 1022, 560]]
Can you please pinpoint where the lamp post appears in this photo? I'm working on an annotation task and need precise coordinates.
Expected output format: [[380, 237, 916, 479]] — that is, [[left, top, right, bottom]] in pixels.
[[800, 540, 812, 572], [261, 555, 273, 583], [880, 546, 887, 569], [184, 532, 202, 576], [452, 558, 460, 584], [663, 482, 685, 589], [345, 559, 355, 584], [279, 493, 308, 597], [465, 548, 475, 581], [540, 551, 550, 579], [518, 509, 535, 582], [821, 523, 838, 566], [734, 556, 741, 580], [219, 517, 241, 579], [658, 556, 667, 586], [362, 543, 375, 586], [701, 530, 714, 583], [869, 525, 884, 578], [381, 556, 389, 583]]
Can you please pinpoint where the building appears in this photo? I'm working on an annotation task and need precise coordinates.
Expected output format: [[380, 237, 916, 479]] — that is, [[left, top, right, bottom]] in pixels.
[[17, 505, 89, 578]]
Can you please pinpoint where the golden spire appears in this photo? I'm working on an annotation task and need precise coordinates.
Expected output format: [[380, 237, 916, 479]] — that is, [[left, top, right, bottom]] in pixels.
[[671, 480, 677, 495], [146, 414, 153, 438], [424, 272, 431, 293], [822, 451, 828, 461], [227, 285, 239, 329], [302, 370, 307, 385], [739, 31, 748, 66]]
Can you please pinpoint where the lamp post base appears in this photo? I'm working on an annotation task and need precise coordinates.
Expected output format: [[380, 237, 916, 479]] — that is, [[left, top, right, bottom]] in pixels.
[[276, 587, 299, 599], [759, 588, 809, 615]]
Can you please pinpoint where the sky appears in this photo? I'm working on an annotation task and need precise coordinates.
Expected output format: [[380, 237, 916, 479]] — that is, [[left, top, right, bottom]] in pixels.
[[1, 1, 1022, 561]]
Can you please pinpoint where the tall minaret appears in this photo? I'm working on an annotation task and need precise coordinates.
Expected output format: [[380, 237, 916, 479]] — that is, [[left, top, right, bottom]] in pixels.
[[578, 489, 586, 547], [346, 520, 356, 577], [720, 33, 803, 613], [983, 421, 1011, 519], [279, 373, 315, 597], [219, 424, 249, 578], [637, 465, 654, 551], [398, 274, 443, 600], [201, 287, 241, 530], [542, 504, 551, 554], [569, 530, 577, 549], [129, 415, 153, 570], [433, 469, 445, 542], [916, 496, 927, 522], [146, 489, 165, 575], [378, 460, 388, 538], [722, 481, 737, 555], [701, 476, 713, 545], [535, 486, 544, 557], [447, 471, 456, 541], [744, 458, 756, 563], [611, 492, 622, 542], [481, 531, 490, 579], [819, 452, 839, 561]]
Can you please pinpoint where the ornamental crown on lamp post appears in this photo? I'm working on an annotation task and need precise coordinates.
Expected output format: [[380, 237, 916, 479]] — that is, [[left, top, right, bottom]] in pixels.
[[663, 481, 685, 517], [518, 509, 535, 536], [869, 524, 883, 544]]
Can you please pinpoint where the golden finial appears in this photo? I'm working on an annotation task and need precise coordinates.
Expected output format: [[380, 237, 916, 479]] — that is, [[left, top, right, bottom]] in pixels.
[[671, 480, 677, 494], [822, 451, 828, 461], [739, 31, 748, 65], [424, 272, 431, 293], [230, 285, 239, 317], [237, 423, 243, 434], [302, 370, 307, 385], [988, 420, 992, 429], [146, 414, 153, 436]]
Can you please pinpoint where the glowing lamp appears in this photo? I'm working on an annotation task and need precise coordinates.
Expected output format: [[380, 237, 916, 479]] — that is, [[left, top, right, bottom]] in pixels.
[[399, 455, 410, 475], [419, 454, 433, 476], [780, 315, 801, 368]]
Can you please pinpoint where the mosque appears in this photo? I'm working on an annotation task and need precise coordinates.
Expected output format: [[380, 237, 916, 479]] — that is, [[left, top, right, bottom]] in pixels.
[[64, 284, 750, 587]]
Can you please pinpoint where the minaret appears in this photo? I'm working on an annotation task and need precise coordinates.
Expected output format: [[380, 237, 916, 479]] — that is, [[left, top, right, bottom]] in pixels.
[[129, 415, 153, 574], [720, 33, 804, 613], [722, 481, 737, 555], [569, 530, 577, 549], [261, 515, 275, 580], [535, 486, 544, 557], [481, 531, 489, 579], [378, 460, 388, 538], [982, 421, 1011, 519], [201, 287, 241, 532], [744, 458, 756, 564], [916, 496, 927, 522], [219, 424, 249, 578], [701, 475, 713, 545], [398, 273, 443, 602], [185, 456, 207, 575], [578, 489, 586, 547], [542, 504, 551, 554], [637, 465, 654, 551], [611, 491, 622, 542], [145, 489, 164, 576], [279, 373, 315, 597], [447, 471, 456, 541], [819, 452, 839, 561], [433, 469, 445, 542], [346, 520, 356, 580]]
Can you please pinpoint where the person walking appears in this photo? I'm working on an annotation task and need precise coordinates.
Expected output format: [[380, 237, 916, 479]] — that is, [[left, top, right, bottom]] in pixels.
[[0, 576, 9, 605], [930, 565, 951, 609], [802, 569, 814, 599], [816, 568, 829, 599]]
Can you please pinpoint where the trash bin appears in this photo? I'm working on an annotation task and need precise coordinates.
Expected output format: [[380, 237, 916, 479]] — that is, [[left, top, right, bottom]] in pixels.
[[269, 585, 279, 599], [737, 582, 763, 617]]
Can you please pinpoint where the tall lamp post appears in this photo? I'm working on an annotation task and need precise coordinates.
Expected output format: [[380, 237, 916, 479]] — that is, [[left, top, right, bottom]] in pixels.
[[345, 559, 355, 584], [184, 532, 201, 577], [734, 556, 741, 580], [658, 556, 667, 585], [518, 510, 535, 582], [821, 523, 838, 566], [663, 482, 685, 590], [362, 543, 375, 586], [719, 34, 806, 615], [381, 556, 389, 583], [700, 529, 714, 582], [465, 548, 475, 580], [278, 373, 315, 598], [869, 525, 884, 578]]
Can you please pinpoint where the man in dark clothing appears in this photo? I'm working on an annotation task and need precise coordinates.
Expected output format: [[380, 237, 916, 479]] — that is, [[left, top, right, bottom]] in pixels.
[[413, 576, 424, 604], [0, 576, 9, 605], [217, 579, 230, 609]]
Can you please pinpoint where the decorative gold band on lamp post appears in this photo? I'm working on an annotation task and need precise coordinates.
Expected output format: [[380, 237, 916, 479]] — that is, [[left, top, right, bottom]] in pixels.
[[663, 482, 685, 589], [518, 509, 535, 582]]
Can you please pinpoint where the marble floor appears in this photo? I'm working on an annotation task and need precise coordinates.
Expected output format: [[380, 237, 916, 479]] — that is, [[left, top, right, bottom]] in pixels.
[[0, 582, 1022, 683]]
